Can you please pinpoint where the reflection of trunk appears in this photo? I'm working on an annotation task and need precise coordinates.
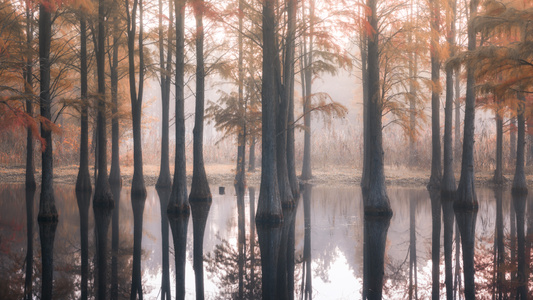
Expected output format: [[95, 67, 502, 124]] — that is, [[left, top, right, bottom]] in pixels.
[[156, 187, 172, 300], [94, 204, 112, 300], [191, 200, 211, 300], [454, 221, 461, 300], [249, 187, 256, 291], [111, 184, 121, 300], [189, 0, 212, 204], [363, 214, 391, 299], [76, 190, 92, 300], [130, 193, 146, 299], [277, 205, 297, 299], [454, 208, 477, 299], [237, 187, 246, 299], [512, 193, 527, 299], [286, 199, 297, 300], [442, 196, 454, 300], [24, 187, 35, 300], [38, 217, 58, 300], [429, 189, 441, 300], [169, 214, 189, 300], [257, 224, 282, 300], [493, 188, 504, 299], [510, 199, 516, 299], [408, 195, 417, 300], [302, 184, 312, 300], [527, 192, 533, 297]]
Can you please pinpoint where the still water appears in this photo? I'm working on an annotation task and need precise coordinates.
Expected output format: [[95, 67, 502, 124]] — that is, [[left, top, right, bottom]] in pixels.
[[0, 183, 532, 299]]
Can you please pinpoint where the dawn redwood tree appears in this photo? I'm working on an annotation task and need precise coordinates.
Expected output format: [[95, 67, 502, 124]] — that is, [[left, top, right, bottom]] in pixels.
[[276, 0, 296, 207], [76, 10, 91, 192], [428, 0, 442, 190], [361, 0, 391, 215], [167, 0, 189, 298], [455, 0, 479, 209], [300, 0, 314, 181], [441, 0, 457, 196], [126, 0, 147, 197], [109, 0, 122, 187], [512, 94, 527, 194], [256, 0, 282, 223], [234, 0, 246, 192], [24, 1, 35, 190], [93, 0, 114, 206], [189, 0, 212, 203], [156, 0, 174, 189], [38, 2, 58, 300]]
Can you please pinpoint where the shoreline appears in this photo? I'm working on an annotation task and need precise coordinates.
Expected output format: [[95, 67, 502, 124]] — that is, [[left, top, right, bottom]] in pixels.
[[0, 163, 525, 188]]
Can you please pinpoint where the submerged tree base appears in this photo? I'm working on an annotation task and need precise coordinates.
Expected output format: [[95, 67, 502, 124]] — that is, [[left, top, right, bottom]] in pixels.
[[256, 213, 283, 225]]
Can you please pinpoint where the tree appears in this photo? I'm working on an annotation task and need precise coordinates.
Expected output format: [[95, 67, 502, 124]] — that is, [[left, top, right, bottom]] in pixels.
[[126, 0, 147, 197], [441, 0, 457, 195], [156, 0, 174, 189], [24, 0, 36, 190], [109, 0, 123, 187], [189, 0, 212, 203], [361, 0, 391, 215], [428, 0, 442, 190], [455, 0, 479, 209], [76, 4, 91, 192], [300, 0, 314, 181]]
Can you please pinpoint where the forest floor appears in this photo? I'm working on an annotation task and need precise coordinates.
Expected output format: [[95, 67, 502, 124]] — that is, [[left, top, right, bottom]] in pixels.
[[0, 163, 529, 188]]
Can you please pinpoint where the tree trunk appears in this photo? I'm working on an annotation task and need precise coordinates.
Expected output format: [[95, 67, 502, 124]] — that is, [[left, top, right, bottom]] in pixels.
[[256, 0, 282, 223], [455, 0, 478, 209], [93, 0, 113, 207], [363, 0, 391, 215], [128, 0, 147, 198], [248, 137, 256, 172], [235, 0, 246, 192], [77, 13, 92, 192], [493, 110, 504, 184], [24, 2, 35, 190], [156, 0, 173, 189], [454, 67, 461, 167], [109, 2, 121, 187], [512, 95, 527, 194], [190, 0, 212, 203], [300, 0, 314, 181], [428, 0, 442, 190], [441, 0, 457, 195], [168, 0, 189, 213]]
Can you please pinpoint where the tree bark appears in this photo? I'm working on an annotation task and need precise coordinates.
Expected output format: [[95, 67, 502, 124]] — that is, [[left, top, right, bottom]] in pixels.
[[454, 67, 461, 167], [94, 0, 113, 207], [109, 1, 122, 188], [156, 0, 173, 189], [24, 2, 35, 190], [512, 95, 528, 194], [493, 110, 504, 184], [428, 0, 442, 190], [363, 0, 391, 215], [455, 0, 478, 209], [300, 0, 314, 181], [441, 0, 457, 196], [235, 0, 246, 192], [248, 137, 256, 172], [189, 0, 212, 203], [256, 0, 282, 223], [168, 0, 189, 213], [77, 13, 92, 192]]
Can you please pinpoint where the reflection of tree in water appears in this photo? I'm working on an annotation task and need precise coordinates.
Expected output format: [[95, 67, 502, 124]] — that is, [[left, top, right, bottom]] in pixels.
[[205, 187, 262, 299]]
